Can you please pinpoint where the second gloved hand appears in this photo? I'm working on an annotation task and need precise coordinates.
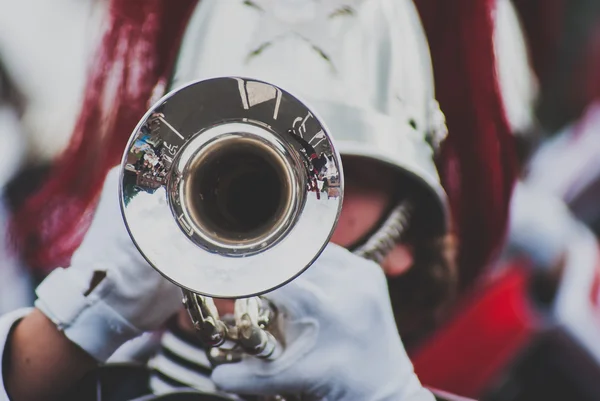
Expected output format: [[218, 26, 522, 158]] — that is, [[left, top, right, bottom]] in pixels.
[[212, 243, 434, 401], [35, 166, 183, 362]]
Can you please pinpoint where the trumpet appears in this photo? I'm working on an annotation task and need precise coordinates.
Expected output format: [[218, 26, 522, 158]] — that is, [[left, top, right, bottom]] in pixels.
[[119, 77, 343, 362]]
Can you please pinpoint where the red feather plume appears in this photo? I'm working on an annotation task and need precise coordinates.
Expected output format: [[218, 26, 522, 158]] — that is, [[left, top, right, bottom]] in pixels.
[[10, 0, 198, 272], [414, 0, 518, 291]]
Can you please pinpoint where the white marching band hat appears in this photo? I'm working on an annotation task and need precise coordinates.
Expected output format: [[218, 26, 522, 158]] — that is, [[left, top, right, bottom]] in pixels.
[[169, 0, 450, 236]]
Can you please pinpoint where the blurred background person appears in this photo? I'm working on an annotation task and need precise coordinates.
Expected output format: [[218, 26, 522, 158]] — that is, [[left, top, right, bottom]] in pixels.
[[411, 1, 600, 400]]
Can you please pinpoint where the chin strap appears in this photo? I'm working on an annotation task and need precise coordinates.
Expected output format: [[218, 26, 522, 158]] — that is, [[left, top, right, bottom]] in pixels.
[[353, 200, 413, 264]]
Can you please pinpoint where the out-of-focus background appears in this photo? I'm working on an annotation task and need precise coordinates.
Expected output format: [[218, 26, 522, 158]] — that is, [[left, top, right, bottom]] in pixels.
[[0, 0, 107, 312], [3, 1, 600, 400], [0, 0, 106, 162]]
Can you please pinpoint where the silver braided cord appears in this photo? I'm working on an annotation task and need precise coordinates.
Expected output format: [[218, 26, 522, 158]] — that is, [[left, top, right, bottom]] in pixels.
[[353, 200, 413, 264]]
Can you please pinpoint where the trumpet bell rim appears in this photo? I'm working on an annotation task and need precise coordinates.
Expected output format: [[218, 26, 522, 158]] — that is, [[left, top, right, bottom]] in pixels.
[[119, 77, 344, 298]]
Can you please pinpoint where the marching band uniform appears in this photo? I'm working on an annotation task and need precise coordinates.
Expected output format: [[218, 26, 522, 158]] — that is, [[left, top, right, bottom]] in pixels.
[[0, 0, 515, 400]]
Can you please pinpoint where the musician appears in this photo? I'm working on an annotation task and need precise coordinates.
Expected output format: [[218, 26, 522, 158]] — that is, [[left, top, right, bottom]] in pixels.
[[0, 0, 514, 400]]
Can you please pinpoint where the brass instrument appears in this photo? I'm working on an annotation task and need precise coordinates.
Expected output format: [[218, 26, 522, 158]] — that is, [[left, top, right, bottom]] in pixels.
[[119, 77, 343, 361]]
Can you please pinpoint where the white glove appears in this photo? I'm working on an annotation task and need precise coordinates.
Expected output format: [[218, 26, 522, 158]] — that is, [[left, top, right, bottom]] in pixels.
[[212, 244, 435, 401], [35, 167, 182, 362]]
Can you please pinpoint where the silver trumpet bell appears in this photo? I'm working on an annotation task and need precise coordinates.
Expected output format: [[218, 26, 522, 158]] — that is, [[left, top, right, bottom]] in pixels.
[[119, 77, 343, 361]]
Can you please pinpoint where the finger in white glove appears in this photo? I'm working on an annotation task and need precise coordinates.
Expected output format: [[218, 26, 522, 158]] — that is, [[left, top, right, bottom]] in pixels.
[[212, 244, 434, 401]]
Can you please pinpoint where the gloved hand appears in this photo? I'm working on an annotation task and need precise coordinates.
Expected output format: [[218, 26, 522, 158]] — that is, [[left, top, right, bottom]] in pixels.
[[212, 243, 435, 401], [35, 166, 183, 362]]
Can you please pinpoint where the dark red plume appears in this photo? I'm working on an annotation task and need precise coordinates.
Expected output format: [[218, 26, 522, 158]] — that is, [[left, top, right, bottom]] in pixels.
[[414, 0, 518, 291], [10, 0, 198, 272]]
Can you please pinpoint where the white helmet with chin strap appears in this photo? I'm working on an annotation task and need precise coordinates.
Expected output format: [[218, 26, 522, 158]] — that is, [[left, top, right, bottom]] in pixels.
[[170, 0, 450, 258]]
